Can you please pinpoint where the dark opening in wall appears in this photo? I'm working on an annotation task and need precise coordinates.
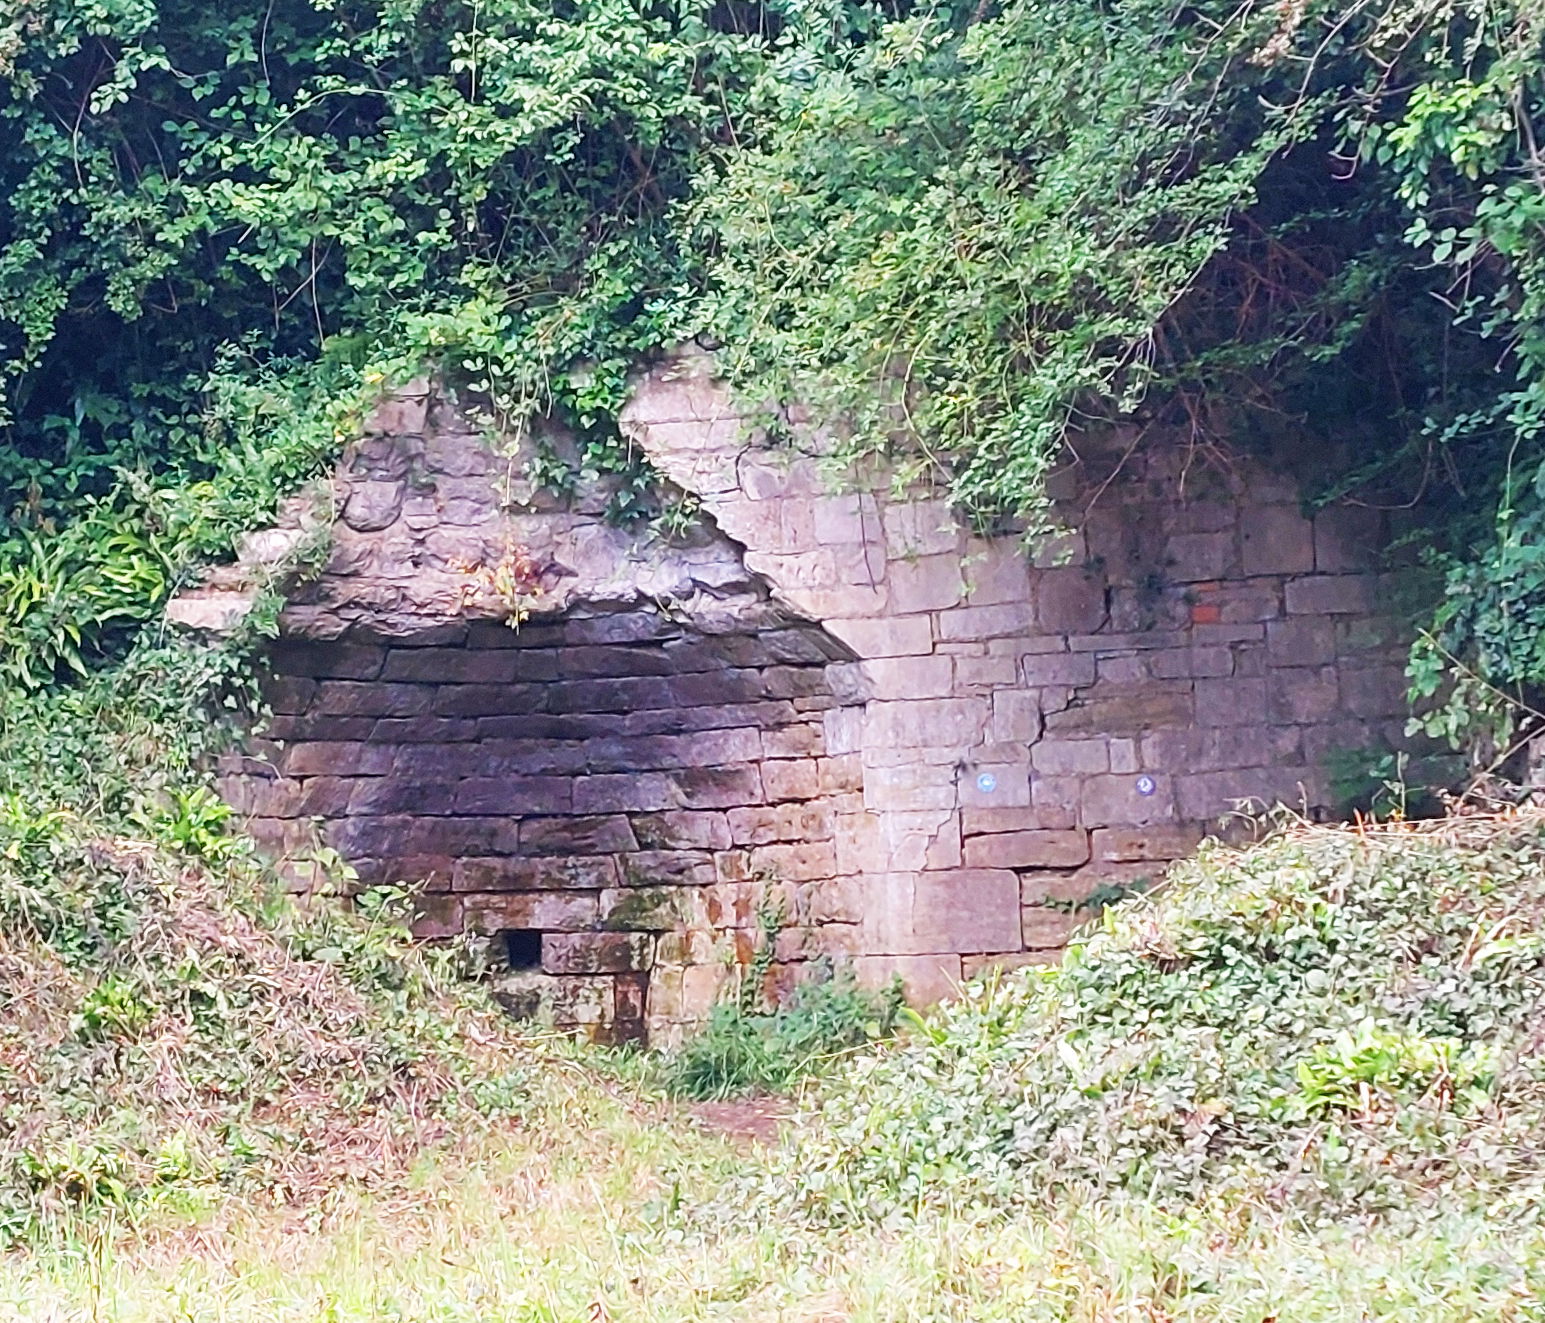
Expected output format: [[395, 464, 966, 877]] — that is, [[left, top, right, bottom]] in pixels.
[[501, 929, 543, 971]]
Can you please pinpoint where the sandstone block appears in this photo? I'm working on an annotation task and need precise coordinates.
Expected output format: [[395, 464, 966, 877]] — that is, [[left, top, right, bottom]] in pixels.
[[962, 539, 1032, 605], [313, 680, 433, 718], [1091, 823, 1203, 862], [372, 716, 479, 742], [269, 640, 387, 680], [673, 763, 766, 808], [620, 850, 718, 888], [1043, 686, 1192, 736], [1285, 574, 1372, 616], [761, 722, 824, 759], [727, 802, 834, 846], [346, 778, 457, 815], [888, 554, 965, 613], [882, 501, 963, 557], [519, 815, 640, 854], [462, 890, 599, 933], [454, 776, 572, 815], [862, 762, 956, 812], [991, 690, 1044, 743], [1036, 568, 1108, 633], [750, 841, 839, 882], [1241, 505, 1314, 576], [1021, 905, 1088, 951], [866, 697, 987, 749], [825, 615, 935, 658], [957, 761, 1031, 809], [962, 830, 1089, 869], [631, 811, 732, 851], [862, 654, 955, 700], [1193, 677, 1268, 727], [1340, 664, 1409, 719], [573, 772, 680, 814], [1269, 666, 1341, 723], [543, 932, 653, 976], [410, 893, 464, 939], [1313, 506, 1384, 572], [1078, 773, 1176, 827], [864, 870, 1022, 955], [936, 602, 1035, 641], [1032, 738, 1106, 778], [283, 741, 397, 777], [762, 759, 820, 801], [1150, 647, 1233, 679], [852, 953, 963, 1007], [1166, 531, 1234, 582], [452, 856, 618, 892]]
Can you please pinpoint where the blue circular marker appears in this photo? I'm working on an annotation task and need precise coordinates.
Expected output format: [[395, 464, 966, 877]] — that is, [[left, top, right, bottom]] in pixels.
[[1135, 775, 1157, 797], [976, 772, 998, 794]]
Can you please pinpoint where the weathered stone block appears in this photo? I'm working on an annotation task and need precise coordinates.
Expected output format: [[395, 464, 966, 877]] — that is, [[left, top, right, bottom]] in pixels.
[[825, 614, 935, 658], [956, 761, 1031, 809], [1020, 905, 1088, 951], [1166, 531, 1234, 582], [381, 648, 522, 684], [1285, 574, 1372, 615], [852, 953, 963, 1006], [882, 501, 963, 557], [543, 927, 651, 982], [1313, 506, 1384, 572], [1043, 686, 1192, 736], [866, 697, 988, 749], [962, 830, 1090, 869], [863, 870, 1021, 955], [760, 759, 819, 801], [888, 555, 965, 612], [313, 681, 433, 718], [454, 776, 572, 815], [936, 602, 1035, 642], [862, 655, 955, 700], [1036, 568, 1108, 633], [1078, 773, 1176, 827], [1193, 677, 1268, 727], [761, 721, 825, 759], [750, 841, 839, 882], [346, 778, 457, 815], [1240, 505, 1314, 576], [674, 763, 766, 808], [631, 811, 732, 851], [283, 741, 398, 777], [573, 772, 680, 814], [1269, 667, 1341, 723], [620, 850, 718, 888], [1091, 823, 1204, 862], [519, 815, 640, 855], [452, 855, 619, 892], [727, 802, 834, 846], [462, 890, 599, 933]]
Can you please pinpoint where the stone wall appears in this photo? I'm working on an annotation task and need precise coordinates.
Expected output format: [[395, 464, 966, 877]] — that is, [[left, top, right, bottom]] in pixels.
[[200, 350, 1417, 1041]]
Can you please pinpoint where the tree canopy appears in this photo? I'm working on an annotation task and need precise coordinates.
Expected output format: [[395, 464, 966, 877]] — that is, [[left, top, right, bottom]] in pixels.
[[1, 0, 1542, 761]]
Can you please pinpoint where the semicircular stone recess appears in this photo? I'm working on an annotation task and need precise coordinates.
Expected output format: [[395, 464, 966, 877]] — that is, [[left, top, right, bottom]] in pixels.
[[187, 349, 1430, 1044]]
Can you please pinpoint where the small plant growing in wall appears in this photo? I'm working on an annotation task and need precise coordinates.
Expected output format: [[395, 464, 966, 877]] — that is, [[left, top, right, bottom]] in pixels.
[[660, 900, 903, 1101]]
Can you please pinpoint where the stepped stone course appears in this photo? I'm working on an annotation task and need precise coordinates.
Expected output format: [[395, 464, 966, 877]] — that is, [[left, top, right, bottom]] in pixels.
[[194, 350, 1419, 1042]]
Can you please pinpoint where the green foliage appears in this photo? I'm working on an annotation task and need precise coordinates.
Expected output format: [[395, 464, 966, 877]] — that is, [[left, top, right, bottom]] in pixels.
[[0, 634, 533, 1245], [736, 818, 1545, 1224], [662, 966, 902, 1101], [663, 938, 904, 1100], [699, 1, 1290, 524]]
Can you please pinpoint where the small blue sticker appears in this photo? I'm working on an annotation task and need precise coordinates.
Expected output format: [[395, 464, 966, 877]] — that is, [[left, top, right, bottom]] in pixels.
[[976, 772, 998, 794], [1135, 775, 1157, 797]]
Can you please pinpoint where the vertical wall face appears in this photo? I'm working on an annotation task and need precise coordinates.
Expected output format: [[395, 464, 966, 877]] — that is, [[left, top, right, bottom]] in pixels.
[[198, 354, 1423, 1040], [227, 612, 860, 1043], [623, 350, 1421, 998]]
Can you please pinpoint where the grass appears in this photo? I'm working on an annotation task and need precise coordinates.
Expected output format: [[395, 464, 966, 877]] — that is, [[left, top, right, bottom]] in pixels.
[[1, 1090, 1539, 1322]]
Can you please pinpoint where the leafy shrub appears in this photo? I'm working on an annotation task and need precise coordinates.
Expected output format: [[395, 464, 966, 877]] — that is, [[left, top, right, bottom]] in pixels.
[[743, 817, 1545, 1224], [0, 635, 534, 1245], [662, 963, 903, 1101]]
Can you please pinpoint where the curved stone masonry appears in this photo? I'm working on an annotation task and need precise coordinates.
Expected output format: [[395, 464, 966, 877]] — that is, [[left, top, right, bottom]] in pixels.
[[197, 351, 1420, 1042]]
